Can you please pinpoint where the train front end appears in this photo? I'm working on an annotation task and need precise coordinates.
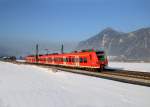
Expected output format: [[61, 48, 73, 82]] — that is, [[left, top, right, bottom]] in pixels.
[[95, 51, 108, 70]]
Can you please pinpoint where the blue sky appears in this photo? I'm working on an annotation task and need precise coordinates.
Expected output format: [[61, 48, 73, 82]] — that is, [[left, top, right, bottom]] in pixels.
[[0, 0, 150, 55]]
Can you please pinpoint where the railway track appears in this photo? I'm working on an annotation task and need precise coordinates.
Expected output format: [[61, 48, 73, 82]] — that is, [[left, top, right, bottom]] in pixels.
[[8, 61, 150, 87], [54, 67, 150, 87], [103, 70, 150, 80]]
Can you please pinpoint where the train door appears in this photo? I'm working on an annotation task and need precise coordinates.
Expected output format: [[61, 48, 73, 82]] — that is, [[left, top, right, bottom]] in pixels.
[[52, 56, 54, 64], [75, 56, 79, 66], [63, 56, 66, 65], [46, 57, 48, 64]]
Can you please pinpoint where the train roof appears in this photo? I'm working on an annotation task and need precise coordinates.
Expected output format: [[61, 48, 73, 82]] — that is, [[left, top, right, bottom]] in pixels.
[[26, 49, 105, 57]]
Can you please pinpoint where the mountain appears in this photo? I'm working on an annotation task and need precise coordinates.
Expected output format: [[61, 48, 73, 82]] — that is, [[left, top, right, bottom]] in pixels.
[[76, 27, 150, 62]]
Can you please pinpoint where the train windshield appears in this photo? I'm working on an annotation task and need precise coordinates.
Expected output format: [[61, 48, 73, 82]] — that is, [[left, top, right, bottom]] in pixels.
[[96, 51, 105, 61]]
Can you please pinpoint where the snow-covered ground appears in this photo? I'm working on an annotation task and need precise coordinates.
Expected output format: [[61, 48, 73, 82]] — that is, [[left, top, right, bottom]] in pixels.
[[0, 61, 150, 107], [109, 62, 150, 72]]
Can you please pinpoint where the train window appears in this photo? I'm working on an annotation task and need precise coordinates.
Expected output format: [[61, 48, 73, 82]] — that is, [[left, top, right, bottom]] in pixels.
[[64, 58, 67, 62], [59, 58, 62, 62], [79, 58, 83, 63], [54, 58, 57, 62], [60, 58, 63, 62], [83, 58, 87, 63], [48, 58, 52, 62], [69, 58, 71, 62], [57, 58, 59, 62], [66, 58, 68, 62], [96, 51, 104, 54], [58, 58, 60, 62], [72, 58, 75, 62], [89, 55, 92, 60], [75, 58, 78, 62]]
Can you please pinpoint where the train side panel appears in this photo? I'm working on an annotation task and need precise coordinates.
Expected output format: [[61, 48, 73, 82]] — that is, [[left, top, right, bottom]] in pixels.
[[25, 50, 108, 70]]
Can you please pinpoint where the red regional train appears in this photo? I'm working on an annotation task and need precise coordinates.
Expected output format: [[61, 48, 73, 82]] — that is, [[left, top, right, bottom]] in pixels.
[[25, 49, 108, 71]]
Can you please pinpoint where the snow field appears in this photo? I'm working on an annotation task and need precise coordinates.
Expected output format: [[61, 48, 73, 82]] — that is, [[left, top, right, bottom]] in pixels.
[[0, 61, 150, 107], [109, 62, 150, 72]]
